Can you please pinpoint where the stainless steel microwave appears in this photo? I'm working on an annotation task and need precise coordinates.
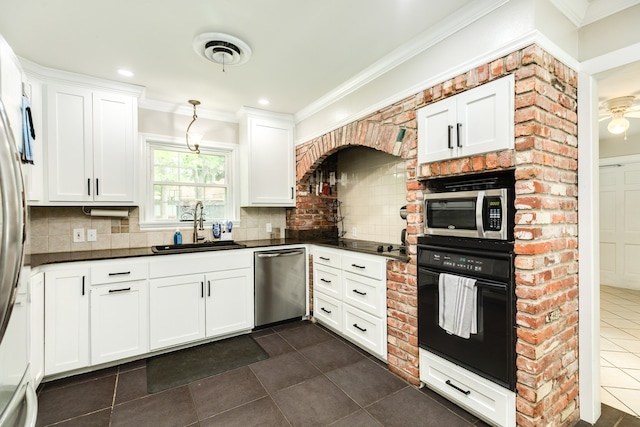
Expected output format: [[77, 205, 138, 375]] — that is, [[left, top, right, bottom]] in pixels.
[[424, 188, 509, 240]]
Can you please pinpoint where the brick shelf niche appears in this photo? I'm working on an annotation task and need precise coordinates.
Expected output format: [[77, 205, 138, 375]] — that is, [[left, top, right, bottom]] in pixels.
[[291, 44, 578, 427]]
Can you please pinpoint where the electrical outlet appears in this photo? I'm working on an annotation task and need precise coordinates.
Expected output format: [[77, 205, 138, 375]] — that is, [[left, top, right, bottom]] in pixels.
[[73, 228, 85, 243], [352, 227, 357, 237], [266, 223, 272, 233], [87, 229, 97, 242]]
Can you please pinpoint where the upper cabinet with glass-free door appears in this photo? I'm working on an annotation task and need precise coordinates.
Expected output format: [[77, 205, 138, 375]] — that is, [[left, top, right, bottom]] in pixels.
[[239, 107, 295, 207], [45, 78, 141, 205], [418, 74, 514, 164]]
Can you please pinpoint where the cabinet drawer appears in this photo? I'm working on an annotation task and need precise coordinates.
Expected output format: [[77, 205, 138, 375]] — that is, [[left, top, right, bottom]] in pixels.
[[314, 293, 342, 332], [343, 272, 385, 317], [314, 265, 342, 298], [420, 349, 515, 427], [342, 254, 385, 280], [314, 248, 341, 269], [91, 261, 148, 285], [343, 305, 386, 359]]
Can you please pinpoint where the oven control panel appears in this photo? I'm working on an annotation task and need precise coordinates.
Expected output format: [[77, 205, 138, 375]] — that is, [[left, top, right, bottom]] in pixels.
[[430, 252, 488, 273], [418, 246, 512, 281]]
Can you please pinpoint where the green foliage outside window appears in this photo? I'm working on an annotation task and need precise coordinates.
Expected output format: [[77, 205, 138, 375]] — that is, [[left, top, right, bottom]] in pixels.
[[151, 148, 229, 221]]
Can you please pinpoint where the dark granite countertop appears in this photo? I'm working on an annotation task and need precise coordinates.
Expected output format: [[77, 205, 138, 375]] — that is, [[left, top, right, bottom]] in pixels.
[[27, 237, 409, 269]]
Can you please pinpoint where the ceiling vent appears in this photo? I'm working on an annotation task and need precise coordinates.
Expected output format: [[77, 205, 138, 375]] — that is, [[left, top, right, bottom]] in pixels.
[[193, 32, 251, 69]]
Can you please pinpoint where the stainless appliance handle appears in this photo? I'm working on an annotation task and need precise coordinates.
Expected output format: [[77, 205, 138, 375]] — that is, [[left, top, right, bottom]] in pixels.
[[25, 380, 38, 427], [0, 99, 26, 342], [476, 191, 485, 238], [257, 250, 305, 258]]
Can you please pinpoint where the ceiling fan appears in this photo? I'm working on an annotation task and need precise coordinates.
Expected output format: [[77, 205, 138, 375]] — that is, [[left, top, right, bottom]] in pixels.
[[599, 96, 640, 137]]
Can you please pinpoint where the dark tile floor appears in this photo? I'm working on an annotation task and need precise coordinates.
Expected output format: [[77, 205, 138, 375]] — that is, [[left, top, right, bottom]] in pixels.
[[35, 320, 638, 427]]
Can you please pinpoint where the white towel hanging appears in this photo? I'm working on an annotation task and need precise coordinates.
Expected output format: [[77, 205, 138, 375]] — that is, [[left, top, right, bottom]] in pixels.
[[438, 273, 478, 339]]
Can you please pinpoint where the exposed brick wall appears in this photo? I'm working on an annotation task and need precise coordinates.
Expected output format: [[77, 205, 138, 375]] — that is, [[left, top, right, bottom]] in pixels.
[[294, 44, 579, 427]]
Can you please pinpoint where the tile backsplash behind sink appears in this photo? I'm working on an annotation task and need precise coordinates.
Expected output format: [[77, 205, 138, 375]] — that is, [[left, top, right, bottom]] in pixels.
[[27, 206, 286, 254]]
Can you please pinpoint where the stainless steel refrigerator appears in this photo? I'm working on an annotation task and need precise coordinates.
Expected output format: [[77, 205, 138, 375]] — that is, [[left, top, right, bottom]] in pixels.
[[0, 94, 37, 425]]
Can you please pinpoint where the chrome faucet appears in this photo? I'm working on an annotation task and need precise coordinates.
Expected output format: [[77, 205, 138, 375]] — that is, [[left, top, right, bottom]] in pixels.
[[193, 201, 205, 243]]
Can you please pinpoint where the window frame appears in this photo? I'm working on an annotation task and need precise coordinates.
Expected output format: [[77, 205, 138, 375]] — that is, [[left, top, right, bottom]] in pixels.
[[139, 134, 239, 229]]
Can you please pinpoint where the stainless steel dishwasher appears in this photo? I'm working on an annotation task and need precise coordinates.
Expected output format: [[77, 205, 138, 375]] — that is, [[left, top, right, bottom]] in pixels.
[[254, 247, 306, 327]]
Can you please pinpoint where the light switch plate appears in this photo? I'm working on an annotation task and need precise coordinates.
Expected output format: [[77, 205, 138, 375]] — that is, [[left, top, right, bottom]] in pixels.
[[87, 229, 97, 242]]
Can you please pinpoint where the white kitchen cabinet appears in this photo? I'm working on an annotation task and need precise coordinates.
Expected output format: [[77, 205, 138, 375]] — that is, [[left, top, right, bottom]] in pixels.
[[148, 250, 253, 350], [89, 259, 149, 365], [149, 273, 207, 350], [205, 268, 253, 337], [239, 107, 295, 207], [90, 281, 148, 365], [44, 268, 90, 376], [420, 349, 516, 427], [46, 83, 137, 203], [417, 74, 514, 164], [312, 246, 388, 360]]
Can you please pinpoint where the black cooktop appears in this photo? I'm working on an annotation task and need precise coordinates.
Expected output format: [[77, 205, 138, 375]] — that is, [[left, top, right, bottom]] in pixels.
[[318, 238, 407, 259]]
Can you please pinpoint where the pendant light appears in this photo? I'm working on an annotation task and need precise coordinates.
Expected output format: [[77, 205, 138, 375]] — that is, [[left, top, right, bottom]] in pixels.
[[186, 100, 201, 154]]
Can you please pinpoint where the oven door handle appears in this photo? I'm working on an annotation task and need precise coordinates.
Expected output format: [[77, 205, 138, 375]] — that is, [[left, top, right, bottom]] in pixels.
[[476, 191, 485, 238], [418, 267, 508, 293]]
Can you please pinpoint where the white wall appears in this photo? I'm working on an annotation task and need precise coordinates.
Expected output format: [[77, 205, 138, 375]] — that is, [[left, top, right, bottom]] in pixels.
[[600, 134, 640, 158], [295, 0, 579, 144]]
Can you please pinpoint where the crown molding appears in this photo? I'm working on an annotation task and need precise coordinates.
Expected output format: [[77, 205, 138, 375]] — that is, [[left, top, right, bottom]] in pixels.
[[293, 0, 510, 124]]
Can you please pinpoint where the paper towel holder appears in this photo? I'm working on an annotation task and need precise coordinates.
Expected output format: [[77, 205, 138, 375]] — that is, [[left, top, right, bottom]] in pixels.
[[82, 207, 129, 218]]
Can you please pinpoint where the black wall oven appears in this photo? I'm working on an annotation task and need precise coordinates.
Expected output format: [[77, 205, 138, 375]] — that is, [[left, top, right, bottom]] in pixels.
[[417, 243, 516, 390]]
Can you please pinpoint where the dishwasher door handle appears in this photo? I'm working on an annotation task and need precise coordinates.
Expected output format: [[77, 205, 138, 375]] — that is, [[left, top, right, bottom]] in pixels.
[[257, 250, 305, 258]]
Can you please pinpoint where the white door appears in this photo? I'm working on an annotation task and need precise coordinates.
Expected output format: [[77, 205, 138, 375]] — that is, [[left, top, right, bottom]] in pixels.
[[46, 84, 93, 202], [44, 269, 90, 375], [600, 161, 640, 290], [417, 97, 457, 164], [90, 281, 148, 365], [457, 74, 514, 157], [149, 274, 205, 350], [247, 117, 295, 205], [205, 269, 253, 337], [92, 91, 135, 202]]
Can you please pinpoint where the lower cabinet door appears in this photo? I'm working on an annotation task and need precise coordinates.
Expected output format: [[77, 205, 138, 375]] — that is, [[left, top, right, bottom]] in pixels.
[[90, 281, 148, 365], [149, 274, 206, 350], [205, 269, 253, 337], [44, 269, 90, 376]]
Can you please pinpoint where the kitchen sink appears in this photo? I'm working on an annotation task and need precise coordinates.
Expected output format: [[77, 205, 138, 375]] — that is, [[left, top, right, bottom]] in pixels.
[[151, 241, 246, 254]]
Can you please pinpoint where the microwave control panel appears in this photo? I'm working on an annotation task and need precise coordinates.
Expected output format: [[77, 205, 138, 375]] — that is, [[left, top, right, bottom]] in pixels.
[[484, 197, 502, 231]]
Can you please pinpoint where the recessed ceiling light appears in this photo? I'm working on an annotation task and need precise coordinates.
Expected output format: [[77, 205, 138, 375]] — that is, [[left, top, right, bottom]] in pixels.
[[117, 69, 134, 77], [258, 99, 270, 106]]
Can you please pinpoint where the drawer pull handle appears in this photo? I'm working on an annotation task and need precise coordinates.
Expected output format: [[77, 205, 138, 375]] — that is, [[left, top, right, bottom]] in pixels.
[[353, 323, 367, 332], [108, 271, 131, 276], [108, 287, 131, 293], [321, 307, 332, 314], [319, 256, 330, 261], [352, 289, 367, 296], [351, 264, 365, 269], [446, 380, 471, 395], [320, 278, 332, 283]]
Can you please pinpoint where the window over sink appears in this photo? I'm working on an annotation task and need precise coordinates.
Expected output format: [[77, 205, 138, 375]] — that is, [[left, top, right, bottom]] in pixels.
[[139, 135, 239, 228]]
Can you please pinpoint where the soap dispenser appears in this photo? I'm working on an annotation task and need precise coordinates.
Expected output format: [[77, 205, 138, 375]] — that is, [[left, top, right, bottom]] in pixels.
[[174, 229, 182, 245]]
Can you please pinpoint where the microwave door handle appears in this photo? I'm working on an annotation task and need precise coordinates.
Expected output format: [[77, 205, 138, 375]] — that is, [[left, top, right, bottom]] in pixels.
[[476, 191, 485, 238]]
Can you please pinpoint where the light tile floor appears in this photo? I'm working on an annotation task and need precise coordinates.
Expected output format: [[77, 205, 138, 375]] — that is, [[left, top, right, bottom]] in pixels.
[[600, 285, 640, 418]]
